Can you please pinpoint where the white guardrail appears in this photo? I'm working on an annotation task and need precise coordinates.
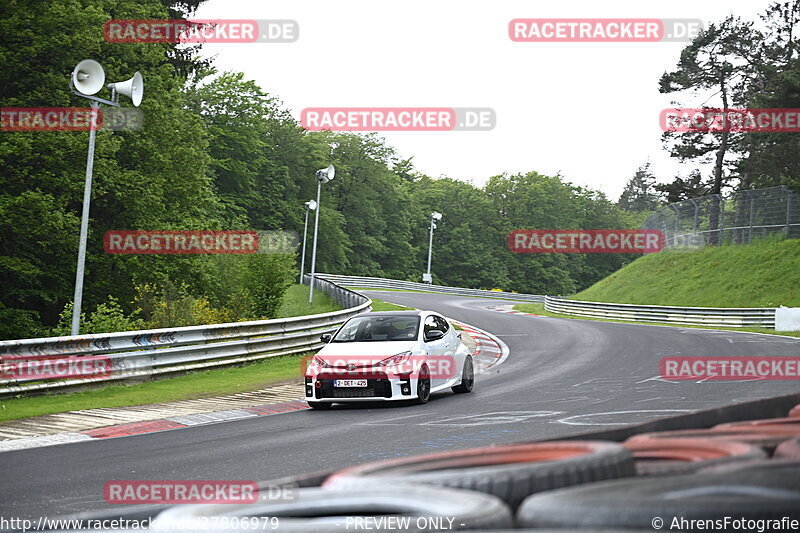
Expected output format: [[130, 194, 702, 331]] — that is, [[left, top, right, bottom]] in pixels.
[[0, 278, 370, 396], [544, 296, 776, 328], [314, 273, 545, 303]]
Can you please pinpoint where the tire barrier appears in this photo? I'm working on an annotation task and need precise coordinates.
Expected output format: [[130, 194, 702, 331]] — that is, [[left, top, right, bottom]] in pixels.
[[622, 437, 766, 475], [516, 461, 800, 529], [775, 437, 800, 460], [148, 486, 513, 532], [323, 441, 635, 510], [714, 417, 800, 429], [625, 426, 800, 454]]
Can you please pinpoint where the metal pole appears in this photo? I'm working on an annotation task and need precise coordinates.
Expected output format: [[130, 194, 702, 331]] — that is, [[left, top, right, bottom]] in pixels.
[[748, 193, 755, 244], [71, 101, 100, 335], [299, 207, 309, 284], [786, 193, 792, 237], [308, 181, 322, 304], [426, 217, 434, 281]]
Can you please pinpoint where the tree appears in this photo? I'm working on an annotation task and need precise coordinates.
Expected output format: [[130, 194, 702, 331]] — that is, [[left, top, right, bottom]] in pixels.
[[618, 163, 660, 212], [737, 1, 800, 192], [660, 16, 761, 241], [655, 170, 708, 203]]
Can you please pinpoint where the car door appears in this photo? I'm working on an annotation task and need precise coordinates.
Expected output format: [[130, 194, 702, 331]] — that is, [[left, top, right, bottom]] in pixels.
[[433, 314, 461, 387], [422, 314, 447, 390]]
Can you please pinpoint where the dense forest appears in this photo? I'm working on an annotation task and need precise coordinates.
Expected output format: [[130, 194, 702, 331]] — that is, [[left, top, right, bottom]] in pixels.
[[2, 0, 798, 340]]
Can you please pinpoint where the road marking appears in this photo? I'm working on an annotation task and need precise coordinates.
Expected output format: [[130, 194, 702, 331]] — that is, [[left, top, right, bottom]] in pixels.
[[421, 410, 562, 426], [557, 409, 693, 426]]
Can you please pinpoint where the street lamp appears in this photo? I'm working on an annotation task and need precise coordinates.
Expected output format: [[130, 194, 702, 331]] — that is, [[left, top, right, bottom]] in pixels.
[[424, 211, 442, 283], [299, 200, 317, 283], [308, 164, 335, 303], [69, 60, 144, 335]]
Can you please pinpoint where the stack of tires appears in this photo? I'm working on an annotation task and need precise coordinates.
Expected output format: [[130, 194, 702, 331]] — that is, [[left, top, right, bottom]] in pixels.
[[63, 402, 800, 532]]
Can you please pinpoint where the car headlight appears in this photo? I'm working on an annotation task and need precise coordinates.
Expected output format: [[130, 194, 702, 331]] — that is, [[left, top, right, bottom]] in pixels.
[[312, 356, 331, 368], [376, 351, 412, 367]]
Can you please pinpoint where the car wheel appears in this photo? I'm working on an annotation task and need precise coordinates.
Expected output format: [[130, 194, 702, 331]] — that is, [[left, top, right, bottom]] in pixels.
[[416, 365, 431, 404], [308, 401, 332, 410], [452, 356, 474, 393]]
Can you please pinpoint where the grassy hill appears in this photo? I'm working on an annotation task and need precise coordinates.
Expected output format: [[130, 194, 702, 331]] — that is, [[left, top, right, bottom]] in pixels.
[[574, 237, 800, 308]]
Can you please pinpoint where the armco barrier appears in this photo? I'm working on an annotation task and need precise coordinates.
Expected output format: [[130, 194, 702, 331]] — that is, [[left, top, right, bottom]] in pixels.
[[314, 273, 545, 303], [0, 280, 370, 396], [544, 296, 776, 328]]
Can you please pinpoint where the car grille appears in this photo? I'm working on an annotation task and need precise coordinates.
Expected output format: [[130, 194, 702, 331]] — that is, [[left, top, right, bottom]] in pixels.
[[317, 379, 392, 399]]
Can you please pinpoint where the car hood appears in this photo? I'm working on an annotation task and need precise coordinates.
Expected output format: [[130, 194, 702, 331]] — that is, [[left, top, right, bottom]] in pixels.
[[316, 341, 418, 358]]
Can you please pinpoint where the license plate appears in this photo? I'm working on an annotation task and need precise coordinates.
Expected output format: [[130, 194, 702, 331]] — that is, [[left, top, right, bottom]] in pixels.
[[334, 379, 367, 388]]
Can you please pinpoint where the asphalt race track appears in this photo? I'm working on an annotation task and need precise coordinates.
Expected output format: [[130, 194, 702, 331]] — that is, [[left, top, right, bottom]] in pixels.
[[2, 290, 799, 519]]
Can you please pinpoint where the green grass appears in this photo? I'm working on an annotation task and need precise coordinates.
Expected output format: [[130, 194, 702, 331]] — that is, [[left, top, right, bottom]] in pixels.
[[0, 353, 306, 423], [369, 298, 415, 312], [512, 303, 800, 338], [0, 285, 341, 423], [275, 284, 341, 317], [574, 237, 800, 308]]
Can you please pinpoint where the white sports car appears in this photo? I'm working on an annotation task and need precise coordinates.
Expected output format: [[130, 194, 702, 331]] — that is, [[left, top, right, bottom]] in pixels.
[[304, 311, 474, 409]]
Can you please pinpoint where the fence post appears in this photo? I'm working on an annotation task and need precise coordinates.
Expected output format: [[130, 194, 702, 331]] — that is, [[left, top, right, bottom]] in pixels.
[[748, 192, 755, 244], [690, 198, 699, 246], [787, 192, 792, 237]]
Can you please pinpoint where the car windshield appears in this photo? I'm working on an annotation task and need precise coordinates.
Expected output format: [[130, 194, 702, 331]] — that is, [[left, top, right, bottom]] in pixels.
[[332, 315, 420, 342]]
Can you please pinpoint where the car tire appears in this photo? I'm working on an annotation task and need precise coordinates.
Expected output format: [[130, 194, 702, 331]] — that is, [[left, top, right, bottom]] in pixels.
[[622, 437, 766, 475], [150, 486, 513, 532], [308, 402, 332, 410], [323, 441, 635, 510], [516, 461, 800, 529], [775, 437, 800, 459], [452, 356, 474, 394], [416, 365, 431, 404]]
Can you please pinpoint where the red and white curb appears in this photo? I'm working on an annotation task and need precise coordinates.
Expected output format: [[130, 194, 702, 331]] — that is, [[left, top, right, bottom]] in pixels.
[[0, 323, 505, 454], [449, 319, 509, 371], [0, 400, 309, 453]]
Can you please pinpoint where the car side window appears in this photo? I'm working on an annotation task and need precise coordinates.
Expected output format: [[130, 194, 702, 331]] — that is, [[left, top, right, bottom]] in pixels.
[[423, 316, 438, 337], [434, 315, 450, 333]]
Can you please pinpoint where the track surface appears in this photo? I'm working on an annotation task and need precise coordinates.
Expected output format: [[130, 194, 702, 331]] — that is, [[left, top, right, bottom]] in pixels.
[[2, 290, 799, 519]]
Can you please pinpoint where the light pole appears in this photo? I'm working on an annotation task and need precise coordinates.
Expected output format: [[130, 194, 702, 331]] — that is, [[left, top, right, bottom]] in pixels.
[[308, 165, 335, 304], [69, 60, 143, 335], [299, 200, 317, 283], [424, 212, 442, 283]]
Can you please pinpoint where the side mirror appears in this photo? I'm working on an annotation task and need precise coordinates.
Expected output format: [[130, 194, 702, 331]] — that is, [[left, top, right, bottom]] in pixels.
[[425, 329, 445, 342], [320, 333, 332, 343]]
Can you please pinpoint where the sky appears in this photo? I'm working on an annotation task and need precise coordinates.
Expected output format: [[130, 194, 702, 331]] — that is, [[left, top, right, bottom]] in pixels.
[[192, 0, 775, 201]]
